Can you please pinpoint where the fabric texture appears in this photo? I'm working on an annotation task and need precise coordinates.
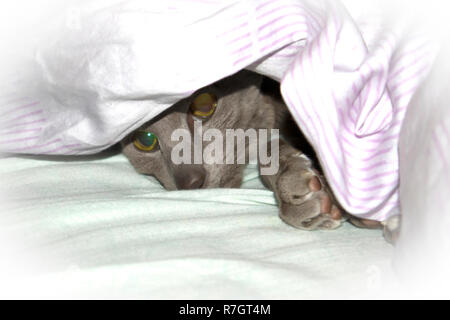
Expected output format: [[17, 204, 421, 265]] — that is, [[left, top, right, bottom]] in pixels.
[[0, 1, 441, 219], [0, 152, 398, 299]]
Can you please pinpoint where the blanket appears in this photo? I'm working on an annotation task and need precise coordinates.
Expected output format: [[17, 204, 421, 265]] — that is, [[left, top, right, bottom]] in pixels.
[[0, 0, 442, 220]]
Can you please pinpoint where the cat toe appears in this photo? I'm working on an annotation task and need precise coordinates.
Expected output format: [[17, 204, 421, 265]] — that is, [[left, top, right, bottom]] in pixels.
[[277, 171, 343, 230]]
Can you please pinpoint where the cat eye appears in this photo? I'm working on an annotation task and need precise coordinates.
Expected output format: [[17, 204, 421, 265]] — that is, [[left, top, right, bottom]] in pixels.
[[190, 92, 217, 119], [133, 131, 159, 152]]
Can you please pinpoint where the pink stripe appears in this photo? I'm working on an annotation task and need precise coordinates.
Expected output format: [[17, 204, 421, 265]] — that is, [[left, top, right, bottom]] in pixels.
[[233, 54, 252, 66], [365, 98, 391, 134], [364, 132, 400, 145], [7, 139, 61, 152], [342, 136, 393, 162], [375, 60, 388, 99], [284, 89, 348, 199], [227, 32, 251, 45], [347, 169, 399, 183], [389, 49, 431, 80], [233, 11, 248, 20], [232, 54, 252, 66], [295, 3, 324, 31], [392, 88, 416, 106], [304, 44, 378, 171], [346, 179, 398, 193], [292, 47, 398, 199], [391, 79, 424, 103], [286, 86, 395, 204], [0, 136, 40, 145], [344, 190, 397, 202], [255, 1, 323, 34], [355, 74, 374, 134], [355, 199, 400, 219], [0, 101, 39, 117], [291, 51, 386, 198], [257, 4, 304, 20], [230, 42, 252, 56], [217, 21, 248, 39], [339, 130, 383, 155], [257, 13, 305, 33], [346, 146, 393, 163], [0, 118, 47, 131], [297, 39, 353, 182], [339, 100, 402, 145], [388, 118, 405, 129], [336, 93, 401, 149], [258, 21, 307, 42], [0, 110, 44, 125], [1, 128, 42, 136], [390, 63, 430, 94], [374, 106, 395, 133], [390, 41, 429, 68], [349, 160, 392, 172], [255, 0, 276, 11], [355, 72, 368, 115], [360, 66, 374, 107], [339, 105, 393, 153], [342, 175, 397, 194], [261, 29, 307, 53]]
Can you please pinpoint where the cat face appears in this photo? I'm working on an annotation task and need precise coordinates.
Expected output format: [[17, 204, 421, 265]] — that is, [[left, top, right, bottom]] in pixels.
[[121, 71, 266, 190]]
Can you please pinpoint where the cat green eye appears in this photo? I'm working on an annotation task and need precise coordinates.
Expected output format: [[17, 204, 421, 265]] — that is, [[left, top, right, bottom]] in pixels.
[[133, 131, 159, 152], [190, 92, 217, 119]]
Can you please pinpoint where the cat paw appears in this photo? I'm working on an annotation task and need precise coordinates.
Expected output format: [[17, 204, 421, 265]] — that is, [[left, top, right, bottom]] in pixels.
[[275, 156, 344, 230]]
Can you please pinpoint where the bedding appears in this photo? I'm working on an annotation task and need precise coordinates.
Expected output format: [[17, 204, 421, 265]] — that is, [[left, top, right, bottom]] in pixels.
[[0, 0, 442, 221], [1, 0, 449, 298], [0, 151, 400, 299]]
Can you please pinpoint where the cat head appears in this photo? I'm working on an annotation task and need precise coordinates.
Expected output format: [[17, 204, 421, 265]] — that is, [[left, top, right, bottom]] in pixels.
[[121, 70, 269, 190]]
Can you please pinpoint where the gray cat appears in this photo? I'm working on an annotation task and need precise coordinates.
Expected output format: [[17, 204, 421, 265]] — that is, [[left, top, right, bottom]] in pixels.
[[122, 70, 384, 231]]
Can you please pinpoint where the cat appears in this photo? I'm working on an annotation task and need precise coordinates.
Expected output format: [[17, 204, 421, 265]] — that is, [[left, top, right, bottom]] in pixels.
[[121, 70, 347, 230]]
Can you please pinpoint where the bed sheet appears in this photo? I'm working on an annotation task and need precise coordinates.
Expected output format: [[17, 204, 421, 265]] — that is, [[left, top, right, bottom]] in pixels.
[[0, 151, 400, 299]]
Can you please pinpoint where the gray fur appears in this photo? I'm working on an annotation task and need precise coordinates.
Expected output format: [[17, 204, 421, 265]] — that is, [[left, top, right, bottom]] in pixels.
[[122, 70, 345, 230]]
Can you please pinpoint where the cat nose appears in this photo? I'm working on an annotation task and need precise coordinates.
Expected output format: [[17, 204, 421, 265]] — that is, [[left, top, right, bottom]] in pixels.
[[174, 166, 206, 190]]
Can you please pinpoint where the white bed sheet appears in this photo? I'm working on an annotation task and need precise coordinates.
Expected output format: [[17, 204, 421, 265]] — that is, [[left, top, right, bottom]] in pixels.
[[0, 151, 402, 299]]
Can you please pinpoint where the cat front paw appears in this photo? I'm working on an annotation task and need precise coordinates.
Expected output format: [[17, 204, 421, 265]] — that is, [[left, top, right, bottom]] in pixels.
[[275, 155, 344, 230]]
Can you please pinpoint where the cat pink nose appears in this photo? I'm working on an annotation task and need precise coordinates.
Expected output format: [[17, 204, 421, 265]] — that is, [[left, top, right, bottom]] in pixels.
[[174, 166, 206, 190]]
